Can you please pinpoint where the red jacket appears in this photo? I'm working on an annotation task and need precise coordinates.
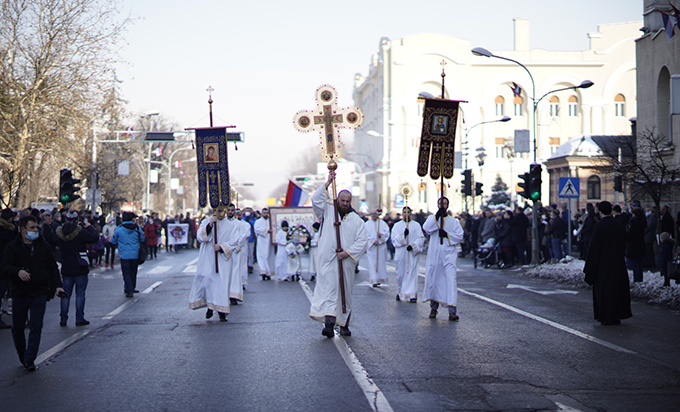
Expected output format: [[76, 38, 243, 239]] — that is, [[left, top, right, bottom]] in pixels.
[[143, 222, 160, 246]]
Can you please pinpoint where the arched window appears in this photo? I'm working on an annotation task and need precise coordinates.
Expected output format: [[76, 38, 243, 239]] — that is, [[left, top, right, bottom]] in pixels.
[[568, 96, 578, 117], [513, 96, 523, 117], [587, 175, 601, 199], [495, 95, 505, 116], [549, 96, 560, 117], [614, 94, 626, 117]]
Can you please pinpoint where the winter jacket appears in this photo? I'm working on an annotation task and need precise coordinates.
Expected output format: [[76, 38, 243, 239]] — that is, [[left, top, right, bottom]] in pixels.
[[657, 239, 676, 269], [111, 222, 145, 260], [0, 218, 17, 266], [626, 216, 647, 260], [102, 221, 117, 243], [510, 212, 530, 243], [547, 216, 567, 240], [143, 221, 160, 246], [56, 222, 99, 277], [2, 234, 61, 298]]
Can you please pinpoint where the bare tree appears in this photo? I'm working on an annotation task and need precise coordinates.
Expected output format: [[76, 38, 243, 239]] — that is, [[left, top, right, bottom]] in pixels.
[[0, 0, 130, 207]]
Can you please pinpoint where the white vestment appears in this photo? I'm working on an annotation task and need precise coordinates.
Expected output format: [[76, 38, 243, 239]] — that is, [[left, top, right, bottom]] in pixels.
[[188, 217, 243, 314], [275, 229, 289, 280], [254, 217, 275, 276], [391, 219, 425, 301], [286, 243, 303, 275], [309, 186, 368, 327], [236, 218, 251, 286], [365, 218, 390, 284], [308, 231, 319, 276], [422, 214, 464, 307]]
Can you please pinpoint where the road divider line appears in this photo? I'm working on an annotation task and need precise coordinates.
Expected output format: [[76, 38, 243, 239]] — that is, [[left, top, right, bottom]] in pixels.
[[187, 257, 199, 266], [299, 280, 394, 412], [102, 299, 137, 320], [142, 281, 163, 294], [36, 330, 91, 366], [458, 288, 637, 355]]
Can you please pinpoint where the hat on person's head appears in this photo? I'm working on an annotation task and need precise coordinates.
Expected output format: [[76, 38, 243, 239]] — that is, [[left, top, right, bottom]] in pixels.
[[31, 208, 41, 219], [122, 211, 135, 222], [0, 208, 15, 221], [65, 210, 78, 220], [597, 201, 613, 216], [281, 220, 289, 228]]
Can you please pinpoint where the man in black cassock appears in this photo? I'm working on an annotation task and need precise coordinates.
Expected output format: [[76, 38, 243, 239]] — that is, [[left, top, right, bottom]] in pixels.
[[583, 201, 632, 325]]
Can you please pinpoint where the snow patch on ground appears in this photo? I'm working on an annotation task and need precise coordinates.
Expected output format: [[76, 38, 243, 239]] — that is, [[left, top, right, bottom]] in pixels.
[[523, 259, 680, 310]]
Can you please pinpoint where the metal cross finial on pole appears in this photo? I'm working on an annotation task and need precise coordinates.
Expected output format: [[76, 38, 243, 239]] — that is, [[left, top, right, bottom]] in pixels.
[[207, 85, 214, 127]]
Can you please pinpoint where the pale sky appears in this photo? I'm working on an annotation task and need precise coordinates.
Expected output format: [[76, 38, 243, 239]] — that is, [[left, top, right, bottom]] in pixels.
[[116, 0, 641, 205]]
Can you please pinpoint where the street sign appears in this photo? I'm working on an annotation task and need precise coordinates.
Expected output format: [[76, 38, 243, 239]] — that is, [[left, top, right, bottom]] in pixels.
[[514, 129, 530, 153], [558, 177, 580, 198]]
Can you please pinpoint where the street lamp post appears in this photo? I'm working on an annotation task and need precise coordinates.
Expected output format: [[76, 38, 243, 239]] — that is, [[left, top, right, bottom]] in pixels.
[[472, 46, 594, 265], [141, 111, 160, 211]]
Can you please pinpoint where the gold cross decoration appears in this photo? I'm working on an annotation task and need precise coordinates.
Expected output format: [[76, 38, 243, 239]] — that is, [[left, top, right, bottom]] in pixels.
[[293, 85, 363, 162]]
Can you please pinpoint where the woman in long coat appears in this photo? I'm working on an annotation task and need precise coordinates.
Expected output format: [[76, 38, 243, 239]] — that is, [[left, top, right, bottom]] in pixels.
[[626, 208, 647, 282]]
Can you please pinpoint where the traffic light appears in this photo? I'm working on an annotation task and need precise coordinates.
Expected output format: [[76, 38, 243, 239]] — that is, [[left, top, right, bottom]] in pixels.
[[529, 164, 542, 201], [614, 175, 623, 192], [59, 168, 81, 204], [461, 169, 472, 196], [518, 172, 530, 199], [475, 182, 483, 196]]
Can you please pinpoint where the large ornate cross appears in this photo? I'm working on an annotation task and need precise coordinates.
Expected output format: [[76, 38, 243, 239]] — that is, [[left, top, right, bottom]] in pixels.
[[293, 85, 363, 162]]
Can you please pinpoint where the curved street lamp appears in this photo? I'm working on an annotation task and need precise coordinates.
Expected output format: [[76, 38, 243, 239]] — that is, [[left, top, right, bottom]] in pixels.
[[463, 116, 511, 169]]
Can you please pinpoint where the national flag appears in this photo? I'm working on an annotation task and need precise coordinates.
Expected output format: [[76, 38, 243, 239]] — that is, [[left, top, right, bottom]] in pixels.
[[284, 180, 310, 207], [673, 5, 680, 25], [663, 11, 676, 41], [152, 146, 163, 157], [174, 160, 182, 168], [510, 82, 522, 97]]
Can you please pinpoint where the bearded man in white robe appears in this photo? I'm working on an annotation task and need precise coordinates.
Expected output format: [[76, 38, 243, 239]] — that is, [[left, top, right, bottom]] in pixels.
[[422, 197, 464, 321], [275, 221, 290, 281], [365, 210, 390, 287], [188, 204, 243, 322], [391, 206, 425, 303], [254, 208, 275, 280], [310, 171, 368, 338]]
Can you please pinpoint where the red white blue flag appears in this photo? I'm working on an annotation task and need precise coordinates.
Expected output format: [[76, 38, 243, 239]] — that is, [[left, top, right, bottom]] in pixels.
[[284, 180, 310, 207], [663, 12, 676, 41], [510, 82, 522, 97]]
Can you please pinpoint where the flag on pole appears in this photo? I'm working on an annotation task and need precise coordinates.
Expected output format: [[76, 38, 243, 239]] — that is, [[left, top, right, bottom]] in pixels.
[[510, 82, 522, 97], [152, 146, 163, 157], [284, 180, 310, 207], [174, 160, 182, 168], [663, 12, 676, 40]]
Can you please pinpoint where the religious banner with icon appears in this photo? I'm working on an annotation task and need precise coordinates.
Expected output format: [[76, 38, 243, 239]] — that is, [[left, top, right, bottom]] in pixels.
[[193, 127, 230, 208], [417, 98, 465, 180]]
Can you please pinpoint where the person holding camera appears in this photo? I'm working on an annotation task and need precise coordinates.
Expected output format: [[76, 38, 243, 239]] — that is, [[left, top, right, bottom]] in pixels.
[[2, 215, 64, 371], [55, 210, 99, 327]]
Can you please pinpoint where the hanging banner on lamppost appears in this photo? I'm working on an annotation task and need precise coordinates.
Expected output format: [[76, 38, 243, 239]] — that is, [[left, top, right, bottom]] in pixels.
[[514, 129, 530, 153]]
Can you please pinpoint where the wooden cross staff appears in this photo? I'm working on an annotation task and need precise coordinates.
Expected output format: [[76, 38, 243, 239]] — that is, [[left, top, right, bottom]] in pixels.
[[293, 85, 363, 313]]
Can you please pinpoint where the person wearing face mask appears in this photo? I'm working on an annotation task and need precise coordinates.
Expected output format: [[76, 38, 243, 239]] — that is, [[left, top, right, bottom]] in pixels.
[[0, 208, 18, 329], [2, 215, 64, 371]]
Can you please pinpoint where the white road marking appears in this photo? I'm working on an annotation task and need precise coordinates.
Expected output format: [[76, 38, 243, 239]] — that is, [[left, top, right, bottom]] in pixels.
[[102, 299, 137, 320], [187, 257, 199, 265], [299, 280, 394, 412], [146, 265, 173, 275], [142, 281, 163, 294], [35, 330, 91, 366], [507, 284, 579, 295], [458, 288, 637, 355], [183, 265, 197, 273]]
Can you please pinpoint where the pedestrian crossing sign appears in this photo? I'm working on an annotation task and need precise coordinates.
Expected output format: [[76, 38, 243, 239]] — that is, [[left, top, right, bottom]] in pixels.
[[558, 177, 580, 198]]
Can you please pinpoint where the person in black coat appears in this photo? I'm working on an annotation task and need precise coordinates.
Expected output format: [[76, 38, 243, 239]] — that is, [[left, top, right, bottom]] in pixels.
[[644, 207, 658, 268], [579, 203, 598, 260], [660, 205, 675, 238], [0, 208, 17, 329], [583, 201, 632, 325], [547, 210, 567, 261], [2, 215, 63, 371], [495, 211, 513, 267], [55, 210, 99, 326], [626, 208, 647, 282], [510, 207, 530, 264]]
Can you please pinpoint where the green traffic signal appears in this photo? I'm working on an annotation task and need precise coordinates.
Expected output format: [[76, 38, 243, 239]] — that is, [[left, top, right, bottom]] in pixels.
[[529, 164, 542, 201], [59, 168, 81, 204]]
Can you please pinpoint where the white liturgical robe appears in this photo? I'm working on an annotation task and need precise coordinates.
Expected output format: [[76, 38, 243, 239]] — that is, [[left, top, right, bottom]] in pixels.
[[365, 218, 390, 284], [275, 229, 289, 280], [391, 219, 425, 301], [189, 217, 243, 314], [308, 230, 319, 277], [254, 217, 275, 276], [309, 185, 368, 327], [235, 218, 251, 287], [422, 214, 464, 307]]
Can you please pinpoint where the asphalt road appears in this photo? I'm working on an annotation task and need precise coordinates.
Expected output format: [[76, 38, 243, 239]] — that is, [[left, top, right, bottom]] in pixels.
[[1, 247, 679, 412]]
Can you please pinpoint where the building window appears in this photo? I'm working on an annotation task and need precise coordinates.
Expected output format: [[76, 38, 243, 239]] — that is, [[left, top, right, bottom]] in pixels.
[[513, 96, 523, 117], [549, 96, 559, 117], [568, 96, 578, 117], [587, 175, 601, 199], [495, 96, 505, 117], [494, 137, 507, 159], [549, 137, 560, 154], [614, 94, 626, 117]]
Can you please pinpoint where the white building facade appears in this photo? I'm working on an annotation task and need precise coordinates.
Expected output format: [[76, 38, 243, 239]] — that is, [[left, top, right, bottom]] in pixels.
[[352, 18, 639, 213]]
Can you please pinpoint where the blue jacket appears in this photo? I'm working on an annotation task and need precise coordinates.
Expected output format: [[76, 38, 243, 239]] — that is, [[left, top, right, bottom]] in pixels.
[[111, 222, 145, 260]]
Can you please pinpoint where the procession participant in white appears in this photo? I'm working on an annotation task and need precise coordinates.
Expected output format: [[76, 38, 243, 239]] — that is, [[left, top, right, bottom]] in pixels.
[[188, 205, 242, 322], [224, 205, 247, 305], [286, 234, 304, 281], [365, 209, 390, 287], [308, 222, 320, 282], [275, 221, 291, 281], [235, 209, 251, 291], [309, 171, 368, 338], [422, 197, 464, 321], [391, 206, 425, 303], [254, 208, 275, 280]]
